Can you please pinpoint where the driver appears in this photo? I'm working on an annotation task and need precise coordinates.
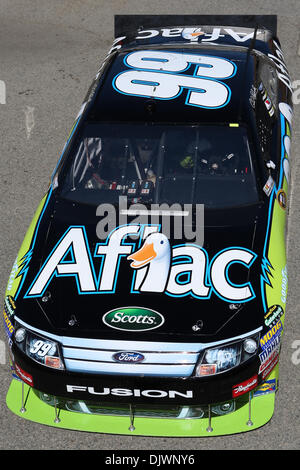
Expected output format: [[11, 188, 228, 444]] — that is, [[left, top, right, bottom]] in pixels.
[[179, 137, 212, 171], [180, 138, 238, 175]]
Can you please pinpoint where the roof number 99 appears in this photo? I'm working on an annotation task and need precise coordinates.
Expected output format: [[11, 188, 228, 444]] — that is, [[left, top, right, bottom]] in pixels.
[[113, 50, 236, 109]]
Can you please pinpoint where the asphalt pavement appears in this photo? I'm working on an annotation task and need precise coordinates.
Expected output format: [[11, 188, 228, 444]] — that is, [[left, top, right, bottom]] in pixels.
[[0, 0, 299, 451]]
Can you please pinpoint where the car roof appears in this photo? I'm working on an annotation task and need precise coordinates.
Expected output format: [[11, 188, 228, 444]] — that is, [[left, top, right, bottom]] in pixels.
[[87, 44, 257, 125]]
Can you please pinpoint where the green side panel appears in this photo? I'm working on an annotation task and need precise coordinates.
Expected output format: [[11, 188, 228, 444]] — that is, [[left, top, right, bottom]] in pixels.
[[264, 114, 289, 326], [5, 191, 50, 299], [6, 367, 278, 437], [264, 196, 287, 318]]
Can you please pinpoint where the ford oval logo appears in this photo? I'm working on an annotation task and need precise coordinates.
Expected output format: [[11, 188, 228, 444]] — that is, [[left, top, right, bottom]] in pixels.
[[112, 351, 145, 363]]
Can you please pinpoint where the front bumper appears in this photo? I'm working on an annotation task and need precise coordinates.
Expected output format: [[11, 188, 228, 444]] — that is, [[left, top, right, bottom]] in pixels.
[[6, 366, 278, 437], [6, 344, 279, 436], [11, 344, 262, 405]]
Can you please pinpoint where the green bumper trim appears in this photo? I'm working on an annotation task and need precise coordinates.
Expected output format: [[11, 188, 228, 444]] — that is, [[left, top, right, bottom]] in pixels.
[[6, 370, 278, 437]]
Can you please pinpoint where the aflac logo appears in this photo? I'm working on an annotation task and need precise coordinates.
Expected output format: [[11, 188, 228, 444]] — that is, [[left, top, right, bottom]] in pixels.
[[25, 224, 256, 303]]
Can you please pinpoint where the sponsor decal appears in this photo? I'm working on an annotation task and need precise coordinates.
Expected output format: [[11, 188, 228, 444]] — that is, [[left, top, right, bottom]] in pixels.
[[259, 346, 280, 374], [264, 305, 284, 328], [112, 351, 145, 363], [2, 309, 14, 338], [66, 385, 193, 399], [263, 175, 275, 197], [268, 40, 292, 93], [232, 375, 258, 398], [249, 84, 257, 109], [15, 363, 33, 387], [134, 27, 256, 44], [260, 320, 283, 350], [277, 189, 287, 210], [103, 307, 164, 332], [259, 335, 281, 363], [258, 82, 275, 117], [253, 378, 276, 397], [11, 365, 21, 381], [182, 28, 205, 41], [25, 225, 257, 304], [261, 353, 279, 380], [6, 258, 18, 293], [4, 295, 16, 317]]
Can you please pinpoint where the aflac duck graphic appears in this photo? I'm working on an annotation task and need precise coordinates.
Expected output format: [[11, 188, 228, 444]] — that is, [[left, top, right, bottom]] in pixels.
[[127, 233, 171, 292]]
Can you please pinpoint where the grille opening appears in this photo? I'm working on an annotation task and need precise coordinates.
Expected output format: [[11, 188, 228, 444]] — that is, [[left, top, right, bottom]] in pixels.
[[34, 389, 250, 419]]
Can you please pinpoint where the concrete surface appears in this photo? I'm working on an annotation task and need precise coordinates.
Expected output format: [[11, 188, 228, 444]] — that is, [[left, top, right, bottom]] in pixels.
[[0, 0, 299, 451]]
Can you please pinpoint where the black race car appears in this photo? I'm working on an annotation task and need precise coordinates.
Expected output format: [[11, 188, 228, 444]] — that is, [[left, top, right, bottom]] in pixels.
[[4, 24, 293, 435]]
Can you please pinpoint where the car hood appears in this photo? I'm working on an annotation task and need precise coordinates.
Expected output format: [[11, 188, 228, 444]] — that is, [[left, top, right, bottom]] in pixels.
[[15, 196, 268, 343]]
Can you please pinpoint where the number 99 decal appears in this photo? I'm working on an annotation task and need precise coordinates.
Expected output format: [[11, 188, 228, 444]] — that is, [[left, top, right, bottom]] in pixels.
[[30, 339, 54, 357], [113, 50, 236, 109]]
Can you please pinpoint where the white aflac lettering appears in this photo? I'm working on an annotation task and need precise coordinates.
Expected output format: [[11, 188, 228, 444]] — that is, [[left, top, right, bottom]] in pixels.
[[210, 248, 256, 301], [135, 27, 255, 43], [95, 224, 140, 291], [166, 245, 210, 298], [268, 40, 292, 93], [25, 225, 256, 303], [223, 28, 255, 43], [26, 227, 96, 296]]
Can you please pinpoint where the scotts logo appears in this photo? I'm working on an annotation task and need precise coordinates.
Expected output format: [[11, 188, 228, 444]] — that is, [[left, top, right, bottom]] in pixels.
[[24, 224, 257, 304], [103, 307, 164, 332]]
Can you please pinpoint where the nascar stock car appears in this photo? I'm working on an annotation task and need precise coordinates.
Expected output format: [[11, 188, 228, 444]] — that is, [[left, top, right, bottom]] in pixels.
[[3, 23, 293, 436]]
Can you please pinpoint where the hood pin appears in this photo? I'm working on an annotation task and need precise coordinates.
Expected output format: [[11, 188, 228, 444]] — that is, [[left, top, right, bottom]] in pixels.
[[192, 320, 203, 332], [68, 315, 78, 327], [41, 291, 51, 303]]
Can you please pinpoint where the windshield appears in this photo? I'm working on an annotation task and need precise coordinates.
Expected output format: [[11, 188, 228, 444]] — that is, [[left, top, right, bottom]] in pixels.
[[60, 122, 259, 208]]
